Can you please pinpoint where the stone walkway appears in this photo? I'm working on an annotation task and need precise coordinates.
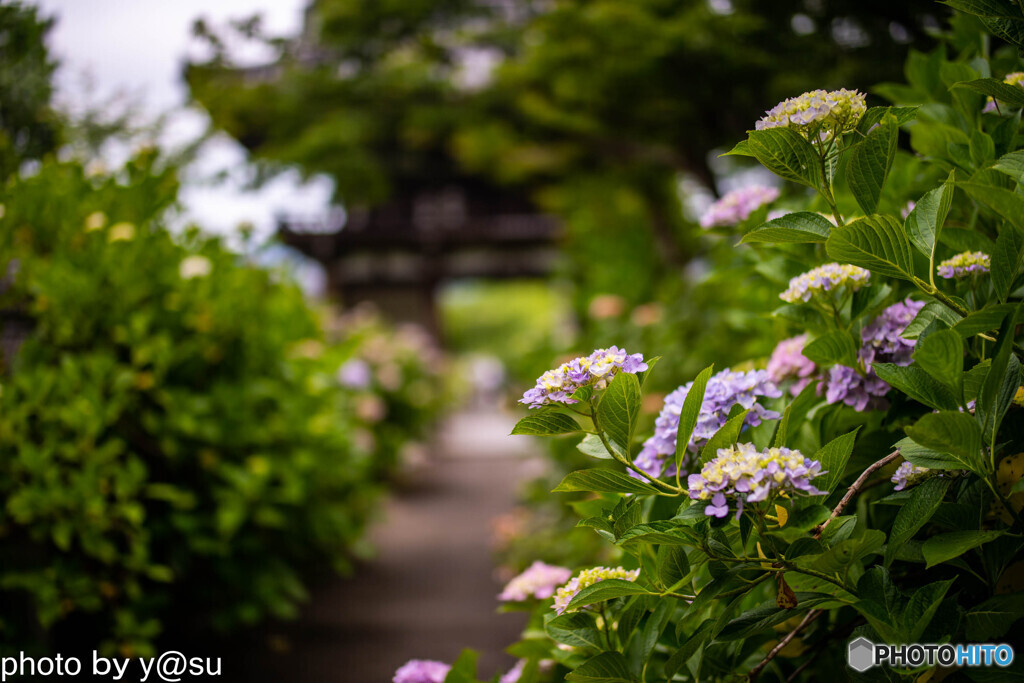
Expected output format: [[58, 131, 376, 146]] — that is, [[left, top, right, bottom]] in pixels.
[[229, 408, 542, 683]]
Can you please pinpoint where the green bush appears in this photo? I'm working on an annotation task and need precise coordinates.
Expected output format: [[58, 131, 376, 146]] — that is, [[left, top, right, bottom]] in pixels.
[[0, 154, 382, 655]]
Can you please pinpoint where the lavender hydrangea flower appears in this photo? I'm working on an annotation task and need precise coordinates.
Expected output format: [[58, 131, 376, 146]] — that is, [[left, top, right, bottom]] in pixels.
[[937, 251, 991, 279], [498, 561, 573, 602], [553, 566, 641, 615], [891, 461, 932, 491], [700, 186, 780, 228], [983, 72, 1024, 112], [756, 89, 867, 140], [636, 369, 782, 479], [394, 660, 451, 683], [780, 263, 871, 303], [687, 443, 826, 519], [824, 298, 925, 411], [338, 359, 373, 390], [520, 347, 648, 408], [766, 334, 818, 396], [500, 660, 526, 683]]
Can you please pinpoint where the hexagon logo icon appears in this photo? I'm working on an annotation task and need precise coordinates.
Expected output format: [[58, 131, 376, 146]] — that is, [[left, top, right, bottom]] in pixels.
[[848, 637, 875, 672]]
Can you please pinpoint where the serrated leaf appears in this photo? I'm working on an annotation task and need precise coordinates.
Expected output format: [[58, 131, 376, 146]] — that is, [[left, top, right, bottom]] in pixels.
[[512, 412, 582, 436], [902, 301, 962, 340], [966, 592, 1024, 640], [826, 214, 915, 280], [554, 469, 660, 495], [773, 381, 820, 448], [959, 182, 1024, 230], [578, 433, 616, 460], [896, 437, 970, 471], [747, 128, 823, 189], [904, 411, 985, 475], [566, 580, 651, 612], [565, 653, 635, 683], [884, 476, 952, 567], [952, 78, 1024, 108], [905, 172, 955, 259], [740, 212, 832, 244], [802, 331, 860, 368], [545, 612, 605, 649], [912, 329, 964, 399], [676, 364, 713, 471], [597, 372, 642, 455], [872, 362, 960, 410], [993, 149, 1024, 185], [700, 409, 749, 464], [902, 579, 956, 642], [812, 428, 860, 497], [722, 139, 753, 157], [922, 530, 1005, 568], [992, 223, 1024, 302], [658, 546, 690, 589], [953, 303, 1020, 337], [848, 116, 898, 214]]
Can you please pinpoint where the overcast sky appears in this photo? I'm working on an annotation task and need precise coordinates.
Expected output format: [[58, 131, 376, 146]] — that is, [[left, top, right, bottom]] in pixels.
[[35, 0, 334, 241]]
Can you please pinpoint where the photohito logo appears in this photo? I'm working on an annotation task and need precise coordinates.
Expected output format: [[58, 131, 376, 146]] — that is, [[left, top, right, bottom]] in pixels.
[[847, 637, 1015, 672]]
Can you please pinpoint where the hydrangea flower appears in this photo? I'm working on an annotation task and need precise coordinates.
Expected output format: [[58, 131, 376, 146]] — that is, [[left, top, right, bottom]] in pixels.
[[891, 461, 932, 491], [700, 186, 780, 228], [687, 443, 826, 518], [498, 561, 573, 602], [338, 358, 373, 390], [937, 251, 991, 279], [553, 566, 640, 615], [983, 72, 1024, 112], [179, 255, 212, 279], [824, 298, 925, 411], [766, 334, 818, 396], [393, 660, 451, 683], [500, 661, 526, 683], [520, 347, 648, 408], [756, 89, 867, 140], [636, 369, 782, 478], [780, 263, 871, 303]]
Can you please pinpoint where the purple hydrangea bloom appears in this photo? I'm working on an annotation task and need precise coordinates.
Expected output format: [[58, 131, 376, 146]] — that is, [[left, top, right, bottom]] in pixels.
[[824, 298, 925, 411], [766, 334, 818, 396], [700, 186, 780, 228], [498, 561, 573, 602], [756, 89, 867, 140], [500, 661, 526, 683], [394, 660, 451, 683], [891, 461, 932, 491], [936, 251, 991, 279], [636, 369, 782, 479], [780, 263, 871, 303], [687, 443, 826, 519], [520, 346, 648, 408], [338, 359, 373, 389]]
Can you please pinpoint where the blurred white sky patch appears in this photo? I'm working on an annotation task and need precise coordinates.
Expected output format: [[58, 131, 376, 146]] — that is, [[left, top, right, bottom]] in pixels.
[[36, 0, 335, 247]]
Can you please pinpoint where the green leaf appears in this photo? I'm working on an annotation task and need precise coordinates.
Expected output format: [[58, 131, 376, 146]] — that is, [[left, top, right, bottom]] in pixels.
[[658, 545, 690, 589], [676, 364, 714, 472], [812, 428, 860, 497], [722, 139, 753, 157], [966, 592, 1024, 640], [598, 371, 642, 455], [884, 476, 952, 567], [773, 381, 820, 448], [554, 469, 660, 495], [802, 331, 860, 368], [902, 301, 962, 340], [566, 580, 651, 613], [578, 433, 615, 460], [912, 329, 964, 399], [922, 530, 1006, 568], [512, 412, 582, 436], [618, 522, 700, 546], [953, 303, 1020, 337], [952, 78, 1024, 108], [565, 652, 637, 683], [848, 116, 898, 214], [942, 0, 1024, 51], [959, 182, 1024, 230], [992, 223, 1024, 302], [902, 578, 956, 642], [872, 363, 960, 410], [904, 411, 985, 475], [747, 128, 822, 189], [826, 214, 915, 280], [978, 307, 1022, 440], [444, 650, 480, 683], [740, 212, 832, 244], [545, 612, 605, 649], [905, 172, 955, 259], [896, 437, 970, 471], [700, 409, 749, 464], [664, 622, 712, 681], [637, 356, 661, 388], [993, 149, 1024, 185], [805, 529, 885, 577]]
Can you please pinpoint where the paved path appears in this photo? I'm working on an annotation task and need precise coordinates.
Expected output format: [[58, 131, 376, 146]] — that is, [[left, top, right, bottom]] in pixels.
[[229, 408, 541, 683]]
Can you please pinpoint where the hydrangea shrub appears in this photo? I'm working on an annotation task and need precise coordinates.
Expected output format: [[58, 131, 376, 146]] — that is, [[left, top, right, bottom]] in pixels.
[[412, 7, 1024, 681]]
